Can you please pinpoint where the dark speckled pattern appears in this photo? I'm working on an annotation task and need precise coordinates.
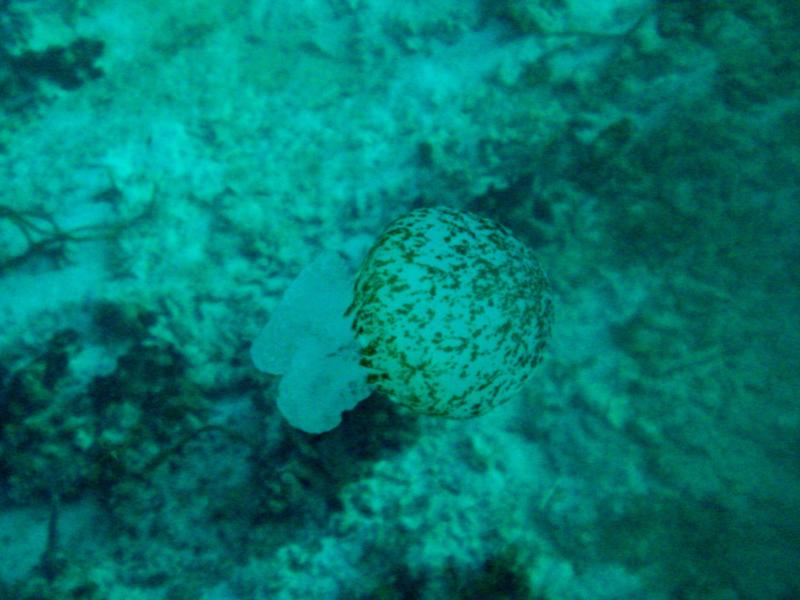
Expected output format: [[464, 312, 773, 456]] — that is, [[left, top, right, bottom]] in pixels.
[[347, 207, 553, 418]]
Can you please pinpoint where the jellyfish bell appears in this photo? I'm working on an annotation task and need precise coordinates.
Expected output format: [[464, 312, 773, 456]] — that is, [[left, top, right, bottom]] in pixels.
[[348, 207, 553, 418]]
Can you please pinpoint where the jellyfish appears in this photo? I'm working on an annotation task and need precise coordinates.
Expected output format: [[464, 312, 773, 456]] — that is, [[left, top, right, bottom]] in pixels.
[[251, 207, 553, 433]]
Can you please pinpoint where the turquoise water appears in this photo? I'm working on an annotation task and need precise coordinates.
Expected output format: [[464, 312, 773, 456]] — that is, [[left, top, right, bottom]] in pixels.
[[1, 1, 798, 598]]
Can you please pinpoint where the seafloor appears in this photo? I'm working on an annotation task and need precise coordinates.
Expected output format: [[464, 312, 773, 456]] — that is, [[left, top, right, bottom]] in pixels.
[[0, 1, 798, 599]]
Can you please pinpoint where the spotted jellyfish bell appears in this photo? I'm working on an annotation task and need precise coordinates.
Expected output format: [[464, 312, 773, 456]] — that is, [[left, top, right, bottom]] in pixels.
[[251, 207, 554, 433], [348, 207, 553, 418]]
